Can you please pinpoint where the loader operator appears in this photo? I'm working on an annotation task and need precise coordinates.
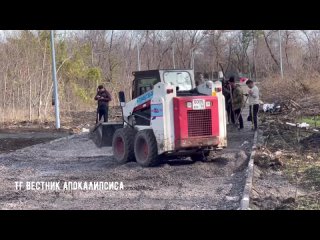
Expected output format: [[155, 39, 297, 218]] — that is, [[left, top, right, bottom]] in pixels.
[[196, 73, 204, 86], [229, 77, 244, 130], [94, 85, 112, 123]]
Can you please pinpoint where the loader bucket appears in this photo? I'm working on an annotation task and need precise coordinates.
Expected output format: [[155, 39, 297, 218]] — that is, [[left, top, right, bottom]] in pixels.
[[90, 122, 123, 147]]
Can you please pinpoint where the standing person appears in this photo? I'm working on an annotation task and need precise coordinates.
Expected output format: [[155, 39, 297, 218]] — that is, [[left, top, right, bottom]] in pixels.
[[195, 73, 203, 86], [246, 80, 259, 130], [94, 85, 112, 123], [203, 73, 209, 81], [222, 79, 234, 124], [197, 73, 204, 86], [229, 77, 244, 129]]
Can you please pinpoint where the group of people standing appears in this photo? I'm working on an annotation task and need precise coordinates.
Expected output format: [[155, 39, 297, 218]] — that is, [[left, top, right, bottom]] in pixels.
[[222, 76, 259, 131]]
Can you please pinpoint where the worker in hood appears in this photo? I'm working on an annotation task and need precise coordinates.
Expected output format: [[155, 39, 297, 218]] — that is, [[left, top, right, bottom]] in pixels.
[[94, 85, 112, 123]]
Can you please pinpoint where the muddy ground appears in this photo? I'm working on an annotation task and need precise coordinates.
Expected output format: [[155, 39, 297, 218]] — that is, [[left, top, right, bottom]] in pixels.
[[0, 109, 119, 154], [0, 108, 254, 210], [250, 112, 320, 210], [0, 128, 72, 154]]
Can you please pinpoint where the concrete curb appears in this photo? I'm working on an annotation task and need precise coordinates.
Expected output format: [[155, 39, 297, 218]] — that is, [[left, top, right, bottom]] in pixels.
[[239, 130, 258, 210]]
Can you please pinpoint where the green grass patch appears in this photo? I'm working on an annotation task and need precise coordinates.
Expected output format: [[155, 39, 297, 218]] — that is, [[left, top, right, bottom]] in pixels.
[[300, 115, 320, 128]]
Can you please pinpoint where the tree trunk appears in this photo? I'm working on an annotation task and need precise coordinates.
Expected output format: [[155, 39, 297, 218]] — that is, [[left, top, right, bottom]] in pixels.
[[44, 82, 53, 119], [38, 42, 47, 120], [263, 31, 280, 67], [108, 30, 114, 82], [3, 67, 7, 122], [12, 90, 15, 121]]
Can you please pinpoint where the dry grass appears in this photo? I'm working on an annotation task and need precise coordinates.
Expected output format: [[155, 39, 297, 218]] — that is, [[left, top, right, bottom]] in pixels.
[[0, 104, 95, 125], [259, 72, 320, 104]]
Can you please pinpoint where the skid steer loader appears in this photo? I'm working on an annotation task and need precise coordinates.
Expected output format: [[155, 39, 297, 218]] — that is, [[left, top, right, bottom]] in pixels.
[[90, 69, 227, 167]]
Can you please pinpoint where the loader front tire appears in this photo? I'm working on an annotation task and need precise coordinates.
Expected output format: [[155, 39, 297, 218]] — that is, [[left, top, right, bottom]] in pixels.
[[112, 127, 136, 164], [134, 129, 160, 167]]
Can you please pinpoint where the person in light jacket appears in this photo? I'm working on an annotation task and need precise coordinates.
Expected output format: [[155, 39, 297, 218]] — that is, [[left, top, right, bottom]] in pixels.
[[246, 80, 259, 130]]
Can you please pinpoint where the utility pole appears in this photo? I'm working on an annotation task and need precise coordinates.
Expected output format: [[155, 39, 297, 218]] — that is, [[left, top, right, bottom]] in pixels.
[[172, 44, 176, 69], [137, 41, 141, 71], [279, 30, 284, 79], [190, 48, 195, 69], [50, 30, 60, 129], [132, 30, 141, 71]]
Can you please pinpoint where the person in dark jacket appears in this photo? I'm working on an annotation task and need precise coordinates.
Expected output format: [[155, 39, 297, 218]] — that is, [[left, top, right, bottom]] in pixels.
[[222, 78, 234, 124], [94, 85, 112, 123]]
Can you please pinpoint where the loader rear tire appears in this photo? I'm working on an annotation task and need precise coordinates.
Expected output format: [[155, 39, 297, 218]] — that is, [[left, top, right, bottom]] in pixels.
[[134, 129, 160, 167], [112, 127, 136, 164]]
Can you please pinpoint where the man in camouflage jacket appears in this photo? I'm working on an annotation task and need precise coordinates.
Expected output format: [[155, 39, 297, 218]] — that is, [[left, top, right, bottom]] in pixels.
[[229, 77, 244, 129]]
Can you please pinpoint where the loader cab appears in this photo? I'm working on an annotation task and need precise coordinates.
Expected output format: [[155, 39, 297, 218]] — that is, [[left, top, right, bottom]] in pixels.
[[162, 70, 194, 91], [132, 70, 161, 99], [131, 70, 196, 127], [131, 69, 196, 99]]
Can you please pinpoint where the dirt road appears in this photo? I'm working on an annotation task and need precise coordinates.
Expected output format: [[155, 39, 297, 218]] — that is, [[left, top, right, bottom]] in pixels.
[[0, 128, 72, 154], [0, 109, 254, 210]]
